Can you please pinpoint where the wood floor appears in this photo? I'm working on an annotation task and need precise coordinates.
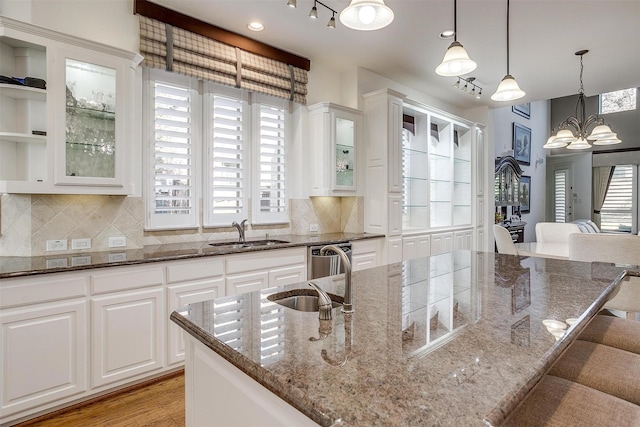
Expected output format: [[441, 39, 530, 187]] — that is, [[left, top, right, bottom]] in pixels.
[[15, 371, 185, 427]]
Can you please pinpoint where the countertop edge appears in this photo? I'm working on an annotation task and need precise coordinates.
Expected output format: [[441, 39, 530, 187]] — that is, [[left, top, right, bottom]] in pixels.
[[482, 268, 631, 426], [170, 310, 339, 427]]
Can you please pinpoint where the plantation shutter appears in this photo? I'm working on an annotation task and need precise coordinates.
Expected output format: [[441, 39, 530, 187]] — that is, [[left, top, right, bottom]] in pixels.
[[253, 100, 288, 224], [554, 169, 568, 223], [600, 165, 634, 232], [204, 87, 249, 226], [213, 295, 246, 352], [260, 289, 285, 366], [139, 16, 308, 104], [147, 74, 198, 229]]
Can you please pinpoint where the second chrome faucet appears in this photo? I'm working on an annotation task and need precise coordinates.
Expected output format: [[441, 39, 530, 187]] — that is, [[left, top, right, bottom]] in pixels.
[[231, 219, 248, 244], [320, 244, 353, 313]]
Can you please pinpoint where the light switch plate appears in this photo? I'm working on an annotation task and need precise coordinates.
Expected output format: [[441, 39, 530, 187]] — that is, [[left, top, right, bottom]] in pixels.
[[309, 224, 319, 232], [108, 252, 127, 263], [108, 236, 126, 248], [71, 238, 91, 250]]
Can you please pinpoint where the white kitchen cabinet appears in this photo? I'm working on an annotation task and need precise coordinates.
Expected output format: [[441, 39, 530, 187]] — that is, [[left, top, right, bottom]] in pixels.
[[0, 300, 87, 420], [0, 15, 141, 194], [387, 236, 403, 264], [431, 232, 453, 255], [351, 238, 383, 271], [226, 247, 307, 295], [307, 102, 361, 196], [90, 265, 164, 389], [403, 234, 431, 261], [454, 229, 473, 250], [166, 258, 225, 366]]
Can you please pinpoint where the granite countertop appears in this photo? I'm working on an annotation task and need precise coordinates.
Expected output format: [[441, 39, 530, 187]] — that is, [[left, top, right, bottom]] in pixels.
[[0, 232, 383, 279], [171, 251, 629, 426]]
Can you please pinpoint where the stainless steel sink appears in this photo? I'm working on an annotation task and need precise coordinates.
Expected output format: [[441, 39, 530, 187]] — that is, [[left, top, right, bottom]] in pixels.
[[267, 289, 343, 312], [209, 239, 289, 249]]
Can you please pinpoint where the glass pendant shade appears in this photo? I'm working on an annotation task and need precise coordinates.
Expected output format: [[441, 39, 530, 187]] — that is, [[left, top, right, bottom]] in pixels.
[[566, 137, 591, 150], [587, 124, 616, 140], [309, 5, 318, 18], [592, 135, 621, 146], [339, 0, 394, 31], [490, 74, 525, 101], [287, 0, 297, 7], [552, 129, 577, 144], [435, 41, 477, 76], [543, 135, 568, 149]]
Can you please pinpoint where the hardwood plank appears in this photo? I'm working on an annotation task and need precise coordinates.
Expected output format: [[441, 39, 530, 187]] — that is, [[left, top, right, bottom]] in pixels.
[[16, 372, 185, 426]]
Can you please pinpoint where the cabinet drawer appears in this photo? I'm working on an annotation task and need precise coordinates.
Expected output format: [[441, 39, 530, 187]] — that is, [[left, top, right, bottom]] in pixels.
[[0, 273, 87, 309], [91, 265, 164, 295], [269, 264, 306, 288], [226, 271, 269, 296], [226, 248, 306, 275], [166, 258, 224, 284]]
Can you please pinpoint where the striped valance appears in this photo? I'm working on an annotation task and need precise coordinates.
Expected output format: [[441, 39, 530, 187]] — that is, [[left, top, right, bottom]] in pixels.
[[139, 16, 308, 104]]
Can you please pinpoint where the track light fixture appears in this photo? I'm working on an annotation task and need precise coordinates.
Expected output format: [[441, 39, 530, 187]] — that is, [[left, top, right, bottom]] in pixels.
[[454, 76, 483, 99], [287, 0, 297, 7], [298, 0, 339, 28]]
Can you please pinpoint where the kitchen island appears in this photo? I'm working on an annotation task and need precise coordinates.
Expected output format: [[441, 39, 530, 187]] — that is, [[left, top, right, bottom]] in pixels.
[[171, 251, 629, 426]]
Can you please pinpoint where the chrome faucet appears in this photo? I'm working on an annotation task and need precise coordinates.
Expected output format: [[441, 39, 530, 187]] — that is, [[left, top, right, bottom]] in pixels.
[[319, 244, 353, 313], [231, 219, 248, 243], [308, 281, 333, 320]]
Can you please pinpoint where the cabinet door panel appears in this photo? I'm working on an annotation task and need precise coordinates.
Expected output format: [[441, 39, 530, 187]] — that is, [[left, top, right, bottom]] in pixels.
[[1, 300, 86, 417], [91, 288, 163, 388], [167, 279, 225, 365], [226, 271, 269, 296], [269, 265, 306, 288]]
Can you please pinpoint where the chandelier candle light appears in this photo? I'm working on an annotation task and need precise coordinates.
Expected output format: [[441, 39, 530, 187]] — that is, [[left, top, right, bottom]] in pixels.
[[435, 0, 477, 76], [544, 50, 621, 150]]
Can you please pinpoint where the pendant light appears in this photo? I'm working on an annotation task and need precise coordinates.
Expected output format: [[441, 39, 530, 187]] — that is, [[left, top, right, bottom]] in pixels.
[[435, 0, 477, 76], [339, 0, 394, 31], [491, 0, 525, 101]]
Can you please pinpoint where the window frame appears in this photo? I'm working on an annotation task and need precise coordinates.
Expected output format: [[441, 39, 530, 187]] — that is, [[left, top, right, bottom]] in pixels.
[[143, 68, 201, 231], [599, 87, 637, 115]]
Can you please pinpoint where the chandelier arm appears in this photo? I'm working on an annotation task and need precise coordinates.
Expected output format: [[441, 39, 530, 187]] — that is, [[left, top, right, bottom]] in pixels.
[[563, 117, 582, 133]]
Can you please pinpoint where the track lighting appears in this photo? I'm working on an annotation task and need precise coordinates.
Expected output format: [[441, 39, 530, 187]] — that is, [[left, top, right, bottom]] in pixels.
[[328, 13, 336, 28], [454, 76, 482, 99], [298, 0, 339, 28], [287, 0, 296, 8], [309, 2, 318, 19]]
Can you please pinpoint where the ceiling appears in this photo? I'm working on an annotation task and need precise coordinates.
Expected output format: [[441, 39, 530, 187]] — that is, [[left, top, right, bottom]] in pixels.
[[150, 0, 640, 110]]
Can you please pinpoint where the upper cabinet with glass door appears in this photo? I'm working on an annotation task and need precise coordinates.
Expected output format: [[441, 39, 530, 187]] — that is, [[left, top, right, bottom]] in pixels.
[[307, 102, 361, 196], [0, 16, 142, 194]]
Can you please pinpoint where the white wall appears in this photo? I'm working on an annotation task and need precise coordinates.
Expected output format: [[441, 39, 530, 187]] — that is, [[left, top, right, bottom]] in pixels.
[[490, 100, 550, 242]]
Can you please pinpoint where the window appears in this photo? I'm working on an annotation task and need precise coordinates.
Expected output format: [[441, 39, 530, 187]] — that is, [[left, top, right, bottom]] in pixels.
[[146, 71, 199, 230], [252, 97, 289, 224], [144, 70, 289, 230], [600, 165, 634, 233], [600, 88, 637, 114], [553, 169, 569, 223]]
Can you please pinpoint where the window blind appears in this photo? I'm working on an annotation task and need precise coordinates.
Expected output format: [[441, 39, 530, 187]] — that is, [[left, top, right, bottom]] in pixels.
[[149, 78, 197, 229], [253, 102, 288, 224], [205, 91, 248, 226], [601, 165, 633, 232], [139, 16, 308, 104], [554, 169, 567, 223]]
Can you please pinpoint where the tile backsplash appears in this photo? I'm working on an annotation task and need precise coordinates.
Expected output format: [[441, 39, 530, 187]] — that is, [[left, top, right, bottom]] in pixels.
[[0, 194, 364, 256]]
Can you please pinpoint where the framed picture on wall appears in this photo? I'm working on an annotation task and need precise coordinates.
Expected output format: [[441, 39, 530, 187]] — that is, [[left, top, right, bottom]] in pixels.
[[520, 175, 531, 214], [512, 103, 531, 119], [513, 123, 531, 165]]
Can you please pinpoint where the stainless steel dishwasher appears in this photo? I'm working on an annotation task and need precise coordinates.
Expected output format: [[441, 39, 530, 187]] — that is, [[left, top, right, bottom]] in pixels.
[[308, 242, 352, 279]]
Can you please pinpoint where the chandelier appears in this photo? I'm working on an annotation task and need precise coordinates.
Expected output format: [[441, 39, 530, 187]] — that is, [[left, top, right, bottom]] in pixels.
[[544, 50, 621, 150]]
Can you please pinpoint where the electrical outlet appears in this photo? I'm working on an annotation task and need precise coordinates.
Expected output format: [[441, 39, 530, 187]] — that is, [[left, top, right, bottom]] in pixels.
[[309, 224, 319, 232], [46, 239, 68, 252], [71, 238, 91, 250], [108, 236, 126, 248]]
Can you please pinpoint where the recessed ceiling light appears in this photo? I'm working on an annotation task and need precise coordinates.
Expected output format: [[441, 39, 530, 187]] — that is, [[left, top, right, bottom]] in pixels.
[[439, 29, 454, 39], [248, 22, 264, 31]]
